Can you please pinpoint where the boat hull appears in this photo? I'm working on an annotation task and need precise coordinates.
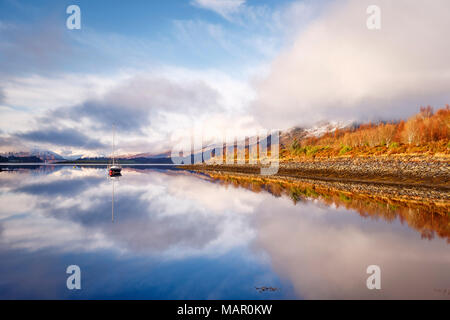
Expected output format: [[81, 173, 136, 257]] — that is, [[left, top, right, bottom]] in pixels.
[[109, 167, 122, 176]]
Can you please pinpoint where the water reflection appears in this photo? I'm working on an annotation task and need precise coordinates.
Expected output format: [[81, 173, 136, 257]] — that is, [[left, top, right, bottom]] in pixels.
[[206, 173, 450, 242], [110, 175, 121, 223], [0, 165, 448, 299]]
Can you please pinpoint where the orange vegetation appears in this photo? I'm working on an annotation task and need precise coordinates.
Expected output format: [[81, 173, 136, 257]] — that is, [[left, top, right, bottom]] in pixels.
[[286, 105, 450, 159]]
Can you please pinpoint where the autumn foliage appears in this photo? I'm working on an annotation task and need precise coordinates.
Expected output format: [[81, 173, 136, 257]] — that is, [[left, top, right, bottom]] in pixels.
[[286, 105, 450, 158]]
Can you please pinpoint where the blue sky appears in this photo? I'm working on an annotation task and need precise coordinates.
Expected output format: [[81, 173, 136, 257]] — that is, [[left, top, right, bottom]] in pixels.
[[0, 0, 299, 74], [0, 0, 449, 157], [0, 0, 316, 157]]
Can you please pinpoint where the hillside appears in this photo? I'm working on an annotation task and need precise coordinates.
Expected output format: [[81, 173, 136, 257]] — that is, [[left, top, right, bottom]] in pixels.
[[282, 106, 449, 160], [0, 155, 43, 163]]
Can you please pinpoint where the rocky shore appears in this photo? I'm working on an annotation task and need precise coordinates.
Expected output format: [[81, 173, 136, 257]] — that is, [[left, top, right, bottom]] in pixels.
[[180, 156, 450, 204]]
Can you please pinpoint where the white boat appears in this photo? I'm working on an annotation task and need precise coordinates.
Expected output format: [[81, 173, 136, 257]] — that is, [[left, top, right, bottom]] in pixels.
[[108, 125, 122, 176]]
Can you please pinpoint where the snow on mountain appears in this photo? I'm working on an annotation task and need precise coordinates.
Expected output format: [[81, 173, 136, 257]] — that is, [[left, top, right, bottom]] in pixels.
[[280, 120, 354, 146], [30, 149, 66, 161], [304, 120, 354, 137]]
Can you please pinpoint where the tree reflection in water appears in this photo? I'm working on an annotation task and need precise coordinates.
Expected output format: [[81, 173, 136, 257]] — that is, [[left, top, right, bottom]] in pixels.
[[206, 173, 450, 242]]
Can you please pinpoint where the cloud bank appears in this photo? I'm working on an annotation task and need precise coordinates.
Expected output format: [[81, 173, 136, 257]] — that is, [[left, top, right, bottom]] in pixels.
[[251, 0, 450, 129], [53, 75, 222, 133], [4, 68, 253, 156], [16, 127, 106, 150]]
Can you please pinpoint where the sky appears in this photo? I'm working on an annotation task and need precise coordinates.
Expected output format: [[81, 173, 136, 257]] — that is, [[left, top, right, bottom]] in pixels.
[[0, 0, 449, 158]]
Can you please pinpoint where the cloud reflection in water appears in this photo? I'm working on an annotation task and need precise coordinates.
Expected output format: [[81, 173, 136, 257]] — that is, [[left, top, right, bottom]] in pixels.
[[0, 166, 448, 299]]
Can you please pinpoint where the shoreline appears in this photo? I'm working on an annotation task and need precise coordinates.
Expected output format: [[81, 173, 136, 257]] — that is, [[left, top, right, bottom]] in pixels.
[[179, 157, 450, 205], [180, 156, 449, 188]]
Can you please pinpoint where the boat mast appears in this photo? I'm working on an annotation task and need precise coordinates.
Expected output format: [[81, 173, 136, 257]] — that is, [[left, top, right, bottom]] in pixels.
[[112, 124, 115, 166]]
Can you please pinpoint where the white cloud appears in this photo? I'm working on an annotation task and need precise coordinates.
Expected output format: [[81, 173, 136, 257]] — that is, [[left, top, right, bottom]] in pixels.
[[2, 73, 129, 110], [251, 0, 450, 129], [1, 66, 258, 155], [191, 0, 246, 20]]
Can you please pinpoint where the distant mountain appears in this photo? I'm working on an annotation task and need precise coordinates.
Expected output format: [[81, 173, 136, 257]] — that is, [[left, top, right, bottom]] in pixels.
[[123, 156, 173, 164], [59, 153, 174, 164], [30, 149, 66, 161], [2, 149, 65, 162], [120, 151, 172, 160], [0, 155, 43, 163]]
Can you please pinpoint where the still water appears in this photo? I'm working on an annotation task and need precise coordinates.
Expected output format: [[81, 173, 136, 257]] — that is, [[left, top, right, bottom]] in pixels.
[[0, 165, 448, 299]]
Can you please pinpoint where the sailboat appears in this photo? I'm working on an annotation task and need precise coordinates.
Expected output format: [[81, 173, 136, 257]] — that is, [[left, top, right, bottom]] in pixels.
[[108, 125, 122, 177]]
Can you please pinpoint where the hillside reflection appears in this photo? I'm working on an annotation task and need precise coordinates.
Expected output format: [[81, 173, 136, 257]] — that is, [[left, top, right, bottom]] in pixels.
[[205, 173, 450, 242]]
